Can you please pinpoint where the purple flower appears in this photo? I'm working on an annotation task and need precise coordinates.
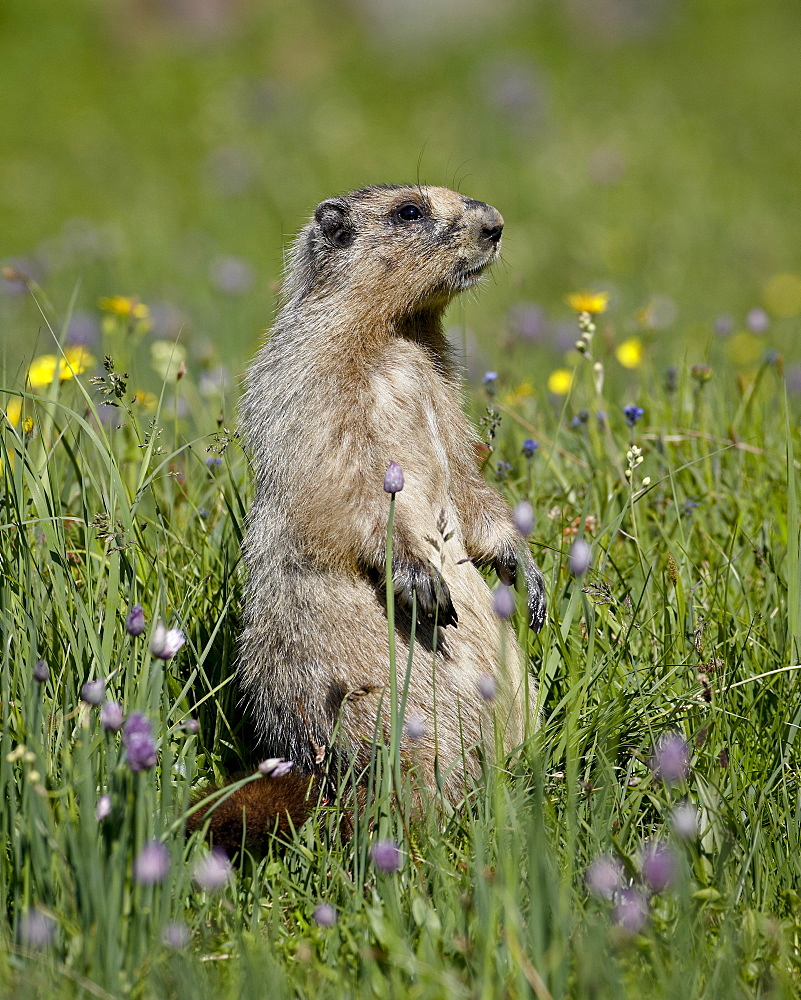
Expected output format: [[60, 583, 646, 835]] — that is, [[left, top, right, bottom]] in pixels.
[[495, 461, 512, 481], [182, 718, 200, 735], [713, 314, 733, 337], [162, 921, 191, 949], [670, 802, 699, 840], [383, 461, 405, 495], [404, 713, 425, 741], [569, 538, 591, 577], [33, 659, 49, 684], [477, 674, 496, 702], [18, 910, 56, 949], [258, 757, 294, 777], [100, 700, 124, 732], [312, 903, 337, 927], [482, 371, 498, 386], [133, 841, 171, 885], [81, 679, 105, 706], [641, 843, 677, 893], [123, 712, 158, 773], [612, 889, 649, 933], [650, 732, 690, 784], [513, 501, 534, 537], [623, 404, 645, 427], [149, 620, 186, 660], [96, 794, 112, 821], [493, 584, 516, 619], [205, 456, 223, 471], [372, 839, 401, 873], [125, 604, 146, 637], [193, 849, 232, 891], [746, 307, 769, 333], [522, 439, 539, 458], [586, 856, 623, 899]]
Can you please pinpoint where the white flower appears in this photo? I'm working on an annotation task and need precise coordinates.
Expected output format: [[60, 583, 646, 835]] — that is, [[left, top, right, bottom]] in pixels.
[[150, 620, 186, 660]]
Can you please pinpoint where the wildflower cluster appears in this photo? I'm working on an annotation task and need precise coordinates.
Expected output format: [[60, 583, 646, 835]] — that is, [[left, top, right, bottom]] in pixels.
[[574, 310, 596, 356], [98, 295, 152, 339], [625, 444, 644, 481], [586, 732, 696, 934], [27, 346, 95, 389]]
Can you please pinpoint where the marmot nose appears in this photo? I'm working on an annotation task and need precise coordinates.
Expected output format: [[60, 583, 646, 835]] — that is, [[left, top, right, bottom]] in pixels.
[[479, 207, 504, 246]]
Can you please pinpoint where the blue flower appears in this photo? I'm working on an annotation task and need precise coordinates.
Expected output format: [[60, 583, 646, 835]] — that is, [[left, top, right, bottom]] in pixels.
[[495, 461, 512, 481], [623, 404, 645, 427], [521, 438, 539, 458]]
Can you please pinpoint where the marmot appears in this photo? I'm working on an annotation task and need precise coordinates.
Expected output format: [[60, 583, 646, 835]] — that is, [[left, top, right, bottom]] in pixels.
[[194, 185, 545, 847]]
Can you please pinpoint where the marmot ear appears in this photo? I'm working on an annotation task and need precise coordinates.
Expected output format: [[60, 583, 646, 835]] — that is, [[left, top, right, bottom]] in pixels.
[[314, 200, 355, 249]]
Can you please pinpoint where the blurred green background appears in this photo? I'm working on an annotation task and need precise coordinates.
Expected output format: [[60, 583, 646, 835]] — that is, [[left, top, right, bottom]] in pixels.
[[1, 0, 800, 394]]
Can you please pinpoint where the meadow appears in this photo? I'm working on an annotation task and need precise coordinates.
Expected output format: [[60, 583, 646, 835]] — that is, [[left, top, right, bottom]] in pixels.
[[3, 1, 801, 997], [1, 295, 799, 998]]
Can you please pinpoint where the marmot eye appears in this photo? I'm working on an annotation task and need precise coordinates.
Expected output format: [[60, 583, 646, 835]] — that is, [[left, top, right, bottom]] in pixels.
[[397, 203, 423, 222]]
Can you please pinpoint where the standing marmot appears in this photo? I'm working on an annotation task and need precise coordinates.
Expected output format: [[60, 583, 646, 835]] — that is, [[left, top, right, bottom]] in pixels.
[[196, 185, 545, 845]]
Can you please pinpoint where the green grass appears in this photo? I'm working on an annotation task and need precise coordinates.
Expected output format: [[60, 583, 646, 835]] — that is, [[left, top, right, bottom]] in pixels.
[[2, 4, 801, 994], [1, 294, 799, 999]]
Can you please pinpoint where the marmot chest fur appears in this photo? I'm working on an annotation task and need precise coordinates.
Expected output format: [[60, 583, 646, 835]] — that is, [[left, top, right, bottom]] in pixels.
[[239, 184, 545, 804]]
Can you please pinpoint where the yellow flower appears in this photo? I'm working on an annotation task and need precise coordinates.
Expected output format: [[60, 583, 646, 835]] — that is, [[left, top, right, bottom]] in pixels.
[[132, 390, 158, 411], [501, 380, 534, 407], [98, 295, 150, 320], [5, 398, 22, 427], [615, 337, 644, 369], [27, 346, 95, 388], [547, 369, 574, 395], [566, 290, 609, 315]]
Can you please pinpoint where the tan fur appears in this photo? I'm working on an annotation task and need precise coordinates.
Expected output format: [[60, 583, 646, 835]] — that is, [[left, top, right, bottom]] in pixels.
[[200, 186, 546, 847]]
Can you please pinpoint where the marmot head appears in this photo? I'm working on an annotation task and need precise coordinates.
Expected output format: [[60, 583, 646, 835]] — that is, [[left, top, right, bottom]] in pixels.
[[284, 185, 504, 316]]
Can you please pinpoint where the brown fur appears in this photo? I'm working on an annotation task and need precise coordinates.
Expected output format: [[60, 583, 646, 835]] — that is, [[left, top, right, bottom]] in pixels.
[[192, 185, 546, 850]]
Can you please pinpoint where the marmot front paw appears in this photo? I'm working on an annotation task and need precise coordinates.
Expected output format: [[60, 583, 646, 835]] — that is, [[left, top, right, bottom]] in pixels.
[[392, 559, 458, 627]]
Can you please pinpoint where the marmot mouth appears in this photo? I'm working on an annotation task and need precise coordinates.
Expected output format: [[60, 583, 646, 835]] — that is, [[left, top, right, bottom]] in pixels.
[[453, 254, 496, 288]]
